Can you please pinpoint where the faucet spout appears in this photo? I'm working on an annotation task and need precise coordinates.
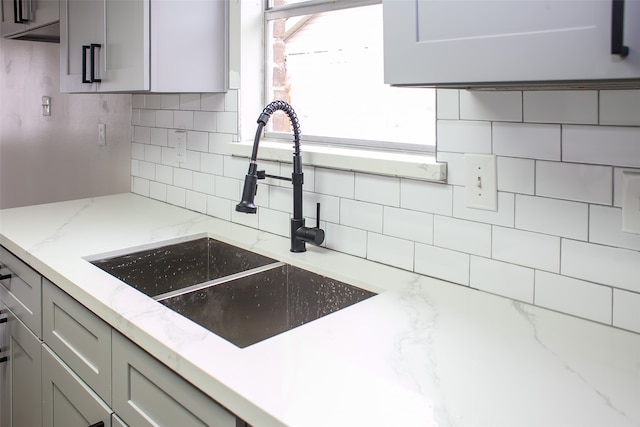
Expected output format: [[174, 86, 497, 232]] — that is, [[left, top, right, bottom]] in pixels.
[[235, 100, 324, 253]]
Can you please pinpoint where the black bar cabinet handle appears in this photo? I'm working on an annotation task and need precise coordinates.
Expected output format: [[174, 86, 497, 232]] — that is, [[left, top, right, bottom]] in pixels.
[[88, 422, 104, 427], [90, 44, 102, 83], [82, 45, 91, 83], [0, 273, 11, 280], [0, 357, 7, 364], [0, 318, 7, 324], [13, 0, 27, 23], [612, 0, 629, 58]]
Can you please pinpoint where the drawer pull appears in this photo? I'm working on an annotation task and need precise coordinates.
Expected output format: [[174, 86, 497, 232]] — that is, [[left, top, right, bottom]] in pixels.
[[0, 356, 7, 363], [0, 273, 11, 280], [0, 318, 7, 324], [88, 422, 104, 427]]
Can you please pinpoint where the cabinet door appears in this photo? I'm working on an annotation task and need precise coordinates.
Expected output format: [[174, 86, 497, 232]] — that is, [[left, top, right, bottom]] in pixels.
[[43, 279, 112, 405], [3, 311, 43, 427], [0, 246, 42, 339], [383, 0, 640, 87], [98, 0, 149, 92], [0, 0, 25, 36], [60, 0, 104, 92], [112, 332, 236, 427], [42, 346, 111, 427]]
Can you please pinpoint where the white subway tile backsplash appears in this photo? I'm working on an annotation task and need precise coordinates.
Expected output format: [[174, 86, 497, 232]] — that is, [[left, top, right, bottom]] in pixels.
[[563, 125, 640, 168], [138, 161, 155, 180], [217, 111, 238, 134], [383, 206, 433, 244], [149, 182, 167, 202], [131, 143, 145, 160], [161, 146, 179, 167], [562, 239, 640, 293], [207, 195, 231, 221], [613, 289, 640, 333], [223, 155, 251, 180], [497, 157, 535, 195], [470, 257, 534, 303], [214, 176, 241, 201], [144, 145, 162, 164], [156, 110, 174, 128], [340, 199, 383, 233], [515, 195, 588, 240], [231, 208, 259, 229], [150, 128, 168, 146], [187, 131, 209, 152], [268, 186, 293, 214], [166, 186, 186, 207], [180, 94, 201, 110], [180, 151, 200, 172], [436, 120, 492, 154], [436, 89, 459, 120], [492, 122, 561, 160], [590, 205, 640, 251], [415, 243, 469, 286], [325, 223, 367, 258], [208, 132, 234, 155], [194, 111, 217, 132], [493, 226, 560, 272], [600, 90, 640, 126], [400, 179, 452, 216], [201, 153, 224, 176], [523, 91, 598, 124], [144, 95, 162, 109], [316, 168, 354, 198], [225, 90, 239, 112], [173, 168, 193, 189], [192, 172, 215, 195], [452, 187, 514, 227], [367, 233, 414, 271], [156, 165, 173, 185], [434, 216, 491, 257], [174, 111, 194, 130], [258, 207, 290, 237], [435, 152, 464, 186], [132, 94, 145, 109], [355, 173, 400, 207], [161, 94, 180, 110], [535, 271, 612, 324], [186, 190, 207, 213], [303, 192, 340, 224], [459, 90, 522, 122], [201, 93, 225, 112], [536, 161, 612, 205], [134, 126, 151, 144], [132, 177, 150, 197], [139, 110, 156, 127], [613, 167, 640, 207]]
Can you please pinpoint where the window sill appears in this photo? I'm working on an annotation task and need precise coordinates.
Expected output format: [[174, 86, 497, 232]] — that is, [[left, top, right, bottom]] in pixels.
[[229, 140, 447, 182]]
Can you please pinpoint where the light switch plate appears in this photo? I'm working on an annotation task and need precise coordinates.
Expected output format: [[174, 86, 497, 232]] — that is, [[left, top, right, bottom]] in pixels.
[[464, 154, 497, 211], [175, 131, 187, 162], [622, 171, 640, 234]]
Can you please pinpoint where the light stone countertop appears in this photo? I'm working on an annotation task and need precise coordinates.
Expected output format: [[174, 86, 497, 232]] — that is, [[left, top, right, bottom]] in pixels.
[[1, 193, 639, 427]]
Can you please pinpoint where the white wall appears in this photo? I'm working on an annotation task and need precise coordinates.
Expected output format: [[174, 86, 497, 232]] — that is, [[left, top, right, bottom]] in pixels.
[[130, 88, 640, 336], [0, 38, 131, 209]]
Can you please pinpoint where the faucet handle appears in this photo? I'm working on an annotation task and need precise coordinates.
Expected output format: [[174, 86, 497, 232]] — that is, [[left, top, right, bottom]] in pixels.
[[316, 202, 321, 229]]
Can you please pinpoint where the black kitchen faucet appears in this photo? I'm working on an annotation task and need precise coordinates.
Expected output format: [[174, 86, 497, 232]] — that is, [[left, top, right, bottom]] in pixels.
[[235, 100, 325, 253]]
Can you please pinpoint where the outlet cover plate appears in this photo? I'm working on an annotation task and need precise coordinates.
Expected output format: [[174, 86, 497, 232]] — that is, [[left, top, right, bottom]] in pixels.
[[622, 171, 640, 234], [464, 154, 497, 211]]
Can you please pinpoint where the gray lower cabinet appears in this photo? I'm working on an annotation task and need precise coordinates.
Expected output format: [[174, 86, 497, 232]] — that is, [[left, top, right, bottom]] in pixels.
[[42, 345, 111, 427], [112, 331, 236, 427], [0, 309, 43, 427], [43, 279, 112, 405]]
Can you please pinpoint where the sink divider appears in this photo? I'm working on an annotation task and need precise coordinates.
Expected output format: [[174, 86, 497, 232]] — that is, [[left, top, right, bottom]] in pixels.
[[153, 261, 286, 302]]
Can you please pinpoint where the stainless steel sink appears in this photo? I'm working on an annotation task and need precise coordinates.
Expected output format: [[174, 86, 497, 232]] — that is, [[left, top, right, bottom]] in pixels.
[[90, 237, 375, 347], [90, 237, 277, 297]]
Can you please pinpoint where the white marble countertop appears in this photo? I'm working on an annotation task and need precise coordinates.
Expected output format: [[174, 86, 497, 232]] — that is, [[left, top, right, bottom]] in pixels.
[[1, 193, 639, 427]]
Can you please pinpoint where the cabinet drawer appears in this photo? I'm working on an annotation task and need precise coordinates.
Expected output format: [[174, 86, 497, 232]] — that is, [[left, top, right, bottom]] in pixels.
[[42, 345, 111, 427], [0, 246, 42, 338], [43, 279, 111, 405], [112, 331, 236, 427]]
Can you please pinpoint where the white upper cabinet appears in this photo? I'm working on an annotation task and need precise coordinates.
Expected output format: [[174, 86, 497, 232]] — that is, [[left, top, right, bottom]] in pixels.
[[383, 0, 640, 88], [61, 0, 228, 93]]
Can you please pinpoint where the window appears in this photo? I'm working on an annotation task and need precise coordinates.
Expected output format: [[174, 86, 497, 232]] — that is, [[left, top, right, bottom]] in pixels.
[[265, 0, 436, 153]]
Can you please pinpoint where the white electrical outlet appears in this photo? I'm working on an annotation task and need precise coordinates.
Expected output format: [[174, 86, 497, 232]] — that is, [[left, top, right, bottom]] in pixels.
[[98, 123, 106, 146], [464, 154, 497, 211], [175, 131, 187, 162], [622, 171, 640, 234]]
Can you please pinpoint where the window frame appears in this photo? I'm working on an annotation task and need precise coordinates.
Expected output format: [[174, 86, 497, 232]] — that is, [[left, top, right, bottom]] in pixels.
[[263, 0, 435, 154]]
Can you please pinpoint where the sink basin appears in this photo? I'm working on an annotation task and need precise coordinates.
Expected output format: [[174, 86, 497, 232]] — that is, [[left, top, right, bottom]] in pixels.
[[90, 237, 277, 297], [90, 237, 375, 347], [158, 263, 375, 348]]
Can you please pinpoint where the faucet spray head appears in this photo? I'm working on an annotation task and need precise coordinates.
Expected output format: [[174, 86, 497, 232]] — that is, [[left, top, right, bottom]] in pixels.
[[235, 172, 258, 214]]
